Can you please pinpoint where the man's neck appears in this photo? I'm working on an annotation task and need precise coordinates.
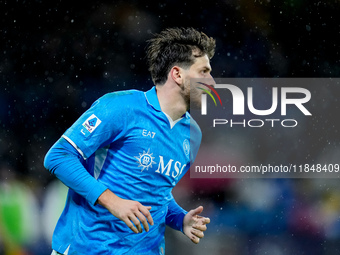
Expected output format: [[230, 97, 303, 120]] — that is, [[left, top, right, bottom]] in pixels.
[[155, 84, 187, 121]]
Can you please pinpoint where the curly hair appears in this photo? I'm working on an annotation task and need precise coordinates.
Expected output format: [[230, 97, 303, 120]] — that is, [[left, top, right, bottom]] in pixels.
[[146, 27, 216, 85]]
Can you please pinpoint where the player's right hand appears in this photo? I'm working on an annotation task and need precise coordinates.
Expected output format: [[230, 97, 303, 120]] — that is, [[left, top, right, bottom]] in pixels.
[[97, 189, 154, 234]]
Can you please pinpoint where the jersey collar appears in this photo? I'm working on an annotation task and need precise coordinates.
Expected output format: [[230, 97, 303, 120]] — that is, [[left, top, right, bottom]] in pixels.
[[145, 86, 190, 119], [145, 86, 161, 111]]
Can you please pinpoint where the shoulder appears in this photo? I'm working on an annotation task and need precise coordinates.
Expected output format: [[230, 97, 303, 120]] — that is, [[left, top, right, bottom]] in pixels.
[[94, 89, 146, 109], [186, 112, 202, 135], [101, 89, 144, 102]]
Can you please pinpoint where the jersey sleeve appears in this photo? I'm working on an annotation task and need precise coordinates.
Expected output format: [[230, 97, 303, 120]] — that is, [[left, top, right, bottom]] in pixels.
[[44, 137, 108, 205], [165, 194, 187, 232], [63, 91, 135, 159]]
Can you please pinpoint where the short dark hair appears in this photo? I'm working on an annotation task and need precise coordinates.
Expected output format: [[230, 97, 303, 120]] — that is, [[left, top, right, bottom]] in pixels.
[[146, 27, 216, 85]]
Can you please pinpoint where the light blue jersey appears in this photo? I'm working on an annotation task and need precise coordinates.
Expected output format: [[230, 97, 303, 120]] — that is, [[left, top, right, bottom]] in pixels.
[[49, 87, 202, 254]]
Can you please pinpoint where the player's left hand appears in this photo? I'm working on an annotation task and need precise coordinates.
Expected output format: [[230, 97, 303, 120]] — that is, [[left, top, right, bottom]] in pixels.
[[183, 206, 210, 244]]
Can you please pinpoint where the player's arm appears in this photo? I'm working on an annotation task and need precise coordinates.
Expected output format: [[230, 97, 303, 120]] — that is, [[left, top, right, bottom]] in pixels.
[[165, 197, 187, 232], [44, 137, 153, 233], [166, 196, 210, 244], [44, 137, 107, 205]]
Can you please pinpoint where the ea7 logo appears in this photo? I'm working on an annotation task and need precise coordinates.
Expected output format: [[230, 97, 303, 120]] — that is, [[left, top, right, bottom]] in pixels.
[[201, 84, 312, 116]]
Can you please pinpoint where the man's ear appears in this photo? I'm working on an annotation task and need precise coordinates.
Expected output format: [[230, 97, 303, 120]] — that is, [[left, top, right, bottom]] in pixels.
[[170, 66, 183, 85]]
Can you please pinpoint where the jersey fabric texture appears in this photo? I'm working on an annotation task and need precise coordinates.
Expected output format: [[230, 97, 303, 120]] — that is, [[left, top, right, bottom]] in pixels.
[[45, 87, 202, 255]]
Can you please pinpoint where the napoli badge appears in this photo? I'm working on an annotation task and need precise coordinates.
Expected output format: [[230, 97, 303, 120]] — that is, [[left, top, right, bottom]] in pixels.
[[183, 139, 190, 158]]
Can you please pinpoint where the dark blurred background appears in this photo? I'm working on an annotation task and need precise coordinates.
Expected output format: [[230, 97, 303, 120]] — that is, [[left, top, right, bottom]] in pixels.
[[1, 0, 340, 254]]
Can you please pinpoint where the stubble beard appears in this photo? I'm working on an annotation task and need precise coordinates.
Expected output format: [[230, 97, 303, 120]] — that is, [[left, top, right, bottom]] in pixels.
[[180, 79, 201, 111]]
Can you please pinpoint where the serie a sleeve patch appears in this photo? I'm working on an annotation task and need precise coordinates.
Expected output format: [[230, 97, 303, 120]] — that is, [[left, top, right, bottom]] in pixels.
[[81, 114, 102, 136]]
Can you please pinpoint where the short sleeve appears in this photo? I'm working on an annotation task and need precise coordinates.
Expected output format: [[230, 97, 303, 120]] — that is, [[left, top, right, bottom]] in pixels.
[[63, 90, 136, 159]]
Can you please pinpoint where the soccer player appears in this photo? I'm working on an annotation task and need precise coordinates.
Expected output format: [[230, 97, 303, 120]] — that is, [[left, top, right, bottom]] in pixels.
[[44, 27, 216, 254]]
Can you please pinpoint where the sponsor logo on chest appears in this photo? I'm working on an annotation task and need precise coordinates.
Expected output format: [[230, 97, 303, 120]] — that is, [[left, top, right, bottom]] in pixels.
[[134, 146, 188, 178]]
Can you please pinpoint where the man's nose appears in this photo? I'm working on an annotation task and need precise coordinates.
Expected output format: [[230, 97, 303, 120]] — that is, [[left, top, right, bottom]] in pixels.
[[207, 74, 216, 87]]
